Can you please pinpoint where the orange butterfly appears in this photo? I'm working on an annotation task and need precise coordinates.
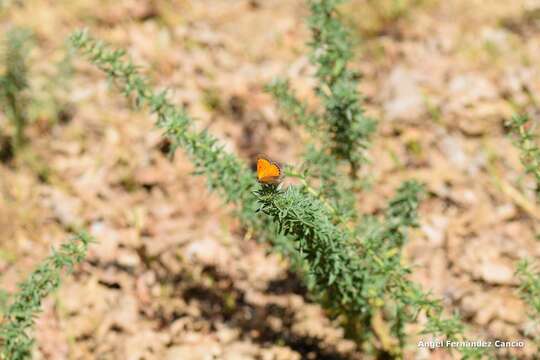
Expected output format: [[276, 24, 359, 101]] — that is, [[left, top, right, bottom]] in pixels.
[[256, 154, 283, 185]]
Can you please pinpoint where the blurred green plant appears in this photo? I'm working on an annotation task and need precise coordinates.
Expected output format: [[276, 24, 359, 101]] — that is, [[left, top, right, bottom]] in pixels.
[[70, 28, 488, 358], [266, 0, 377, 223], [307, 0, 376, 177], [509, 115, 540, 350], [0, 232, 92, 360], [266, 80, 359, 224], [0, 27, 75, 161], [507, 114, 540, 201], [257, 182, 487, 358], [516, 260, 540, 324], [265, 4, 486, 354], [268, 0, 376, 181], [516, 259, 540, 349], [28, 45, 75, 126], [0, 290, 8, 316], [68, 29, 303, 268], [0, 27, 32, 154]]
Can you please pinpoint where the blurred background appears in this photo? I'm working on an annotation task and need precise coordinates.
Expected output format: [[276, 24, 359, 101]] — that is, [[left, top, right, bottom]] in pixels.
[[1, 0, 540, 358]]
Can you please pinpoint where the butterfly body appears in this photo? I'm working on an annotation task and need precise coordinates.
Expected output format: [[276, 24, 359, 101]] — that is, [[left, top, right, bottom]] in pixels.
[[256, 155, 283, 185]]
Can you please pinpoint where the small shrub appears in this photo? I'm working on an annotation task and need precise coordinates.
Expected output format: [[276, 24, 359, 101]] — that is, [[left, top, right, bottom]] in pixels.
[[267, 1, 486, 356], [268, 0, 376, 181], [509, 114, 540, 347], [0, 27, 32, 154], [516, 260, 540, 324], [0, 27, 74, 161], [68, 29, 301, 268], [516, 258, 540, 351], [266, 0, 375, 222], [507, 114, 540, 201], [0, 232, 92, 360], [0, 290, 8, 316], [28, 46, 75, 127], [70, 27, 487, 358]]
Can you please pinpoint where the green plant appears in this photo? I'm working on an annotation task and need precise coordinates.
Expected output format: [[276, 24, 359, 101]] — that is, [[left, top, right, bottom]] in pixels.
[[266, 80, 359, 224], [268, 0, 376, 180], [516, 259, 540, 350], [0, 232, 92, 360], [68, 30, 302, 268], [70, 29, 488, 358], [0, 27, 74, 161], [507, 114, 540, 201], [307, 0, 376, 177], [509, 115, 540, 348], [267, 2, 486, 356], [516, 260, 540, 323], [256, 182, 420, 351], [27, 44, 74, 126], [0, 290, 8, 316], [266, 0, 379, 226], [0, 27, 32, 153], [257, 182, 487, 358]]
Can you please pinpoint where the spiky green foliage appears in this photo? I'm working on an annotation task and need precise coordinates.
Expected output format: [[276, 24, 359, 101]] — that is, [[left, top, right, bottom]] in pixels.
[[28, 44, 74, 126], [507, 116, 540, 352], [70, 30, 487, 358], [256, 182, 487, 358], [266, 0, 376, 223], [268, 0, 376, 180], [0, 27, 32, 153], [264, 79, 320, 135], [265, 6, 484, 355], [515, 267, 539, 359], [507, 114, 540, 201], [266, 82, 358, 224], [291, 145, 359, 224], [516, 260, 540, 342], [308, 0, 376, 176], [68, 29, 302, 267], [0, 290, 8, 316], [0, 232, 92, 360], [70, 31, 254, 211], [263, 82, 354, 222]]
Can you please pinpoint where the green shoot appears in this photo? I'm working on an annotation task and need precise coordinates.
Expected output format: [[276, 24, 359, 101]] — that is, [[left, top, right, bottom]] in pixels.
[[0, 27, 32, 154], [507, 114, 540, 202], [0, 232, 93, 360]]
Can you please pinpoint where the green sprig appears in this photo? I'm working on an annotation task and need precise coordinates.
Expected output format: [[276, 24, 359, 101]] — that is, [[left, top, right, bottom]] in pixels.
[[0, 27, 32, 153], [0, 232, 93, 360], [69, 29, 303, 268], [507, 114, 540, 202], [516, 259, 540, 346], [256, 181, 486, 358], [307, 0, 376, 177], [267, 0, 377, 224]]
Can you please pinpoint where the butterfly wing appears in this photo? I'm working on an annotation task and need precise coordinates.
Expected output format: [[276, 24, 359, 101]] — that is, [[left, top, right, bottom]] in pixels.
[[257, 156, 282, 184]]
